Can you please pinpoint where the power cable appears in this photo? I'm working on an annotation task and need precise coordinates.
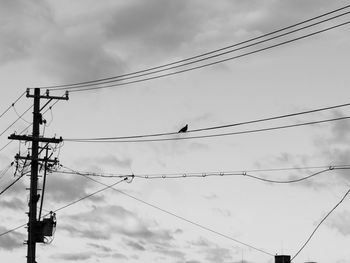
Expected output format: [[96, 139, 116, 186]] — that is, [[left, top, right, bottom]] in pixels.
[[45, 11, 350, 91], [58, 165, 350, 183], [0, 162, 14, 181], [77, 172, 275, 257], [56, 20, 350, 93], [0, 105, 33, 138], [0, 169, 26, 197], [64, 115, 350, 143], [65, 101, 350, 141], [0, 91, 26, 120], [35, 4, 350, 90], [291, 188, 350, 261], [0, 94, 63, 154], [0, 177, 127, 239]]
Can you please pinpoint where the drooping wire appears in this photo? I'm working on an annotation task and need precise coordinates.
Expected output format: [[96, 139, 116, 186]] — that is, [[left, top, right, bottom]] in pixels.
[[65, 101, 350, 141], [56, 20, 350, 93], [35, 4, 350, 90], [64, 115, 350, 143], [77, 172, 275, 257], [0, 91, 26, 120], [0, 105, 33, 138], [291, 188, 350, 262], [12, 105, 31, 124], [58, 165, 350, 184], [0, 167, 27, 197], [51, 177, 127, 214], [0, 162, 14, 182], [0, 177, 127, 238], [0, 93, 64, 154], [46, 11, 350, 90]]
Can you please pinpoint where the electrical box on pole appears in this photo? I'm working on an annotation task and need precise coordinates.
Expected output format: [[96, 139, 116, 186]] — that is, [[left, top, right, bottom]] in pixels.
[[275, 255, 291, 263], [9, 88, 68, 263]]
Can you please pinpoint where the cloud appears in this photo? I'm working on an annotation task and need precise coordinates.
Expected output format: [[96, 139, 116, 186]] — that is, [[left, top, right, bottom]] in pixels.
[[87, 242, 112, 252], [75, 154, 133, 170], [45, 172, 104, 203], [104, 0, 204, 55], [36, 31, 125, 84], [205, 247, 233, 263], [51, 252, 93, 261], [64, 205, 174, 243], [0, 197, 26, 211], [0, 227, 26, 251], [153, 245, 185, 259], [126, 240, 146, 251], [327, 210, 350, 236], [0, 0, 53, 65]]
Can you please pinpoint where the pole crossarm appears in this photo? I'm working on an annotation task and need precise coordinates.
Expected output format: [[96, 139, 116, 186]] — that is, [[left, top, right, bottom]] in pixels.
[[15, 154, 58, 163], [8, 134, 63, 144]]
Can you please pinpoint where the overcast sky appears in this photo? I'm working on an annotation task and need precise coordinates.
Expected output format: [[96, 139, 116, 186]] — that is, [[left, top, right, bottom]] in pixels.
[[1, 1, 350, 263]]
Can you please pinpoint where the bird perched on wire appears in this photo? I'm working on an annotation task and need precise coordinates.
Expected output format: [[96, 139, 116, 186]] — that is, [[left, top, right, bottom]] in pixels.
[[178, 124, 188, 133]]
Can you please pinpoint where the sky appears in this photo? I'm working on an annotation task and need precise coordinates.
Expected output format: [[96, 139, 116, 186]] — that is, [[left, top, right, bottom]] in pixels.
[[0, 0, 350, 263]]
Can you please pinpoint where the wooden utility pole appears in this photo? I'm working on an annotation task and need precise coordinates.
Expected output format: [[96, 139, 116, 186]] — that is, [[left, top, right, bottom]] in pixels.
[[9, 88, 68, 263]]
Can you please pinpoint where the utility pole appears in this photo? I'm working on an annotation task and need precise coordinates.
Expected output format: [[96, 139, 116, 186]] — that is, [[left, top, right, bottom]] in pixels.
[[9, 88, 68, 263]]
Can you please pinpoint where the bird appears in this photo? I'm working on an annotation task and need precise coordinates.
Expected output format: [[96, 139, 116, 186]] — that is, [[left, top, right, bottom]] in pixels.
[[178, 124, 188, 133]]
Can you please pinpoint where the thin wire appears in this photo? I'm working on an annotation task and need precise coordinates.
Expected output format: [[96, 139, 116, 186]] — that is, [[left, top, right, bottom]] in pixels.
[[65, 116, 350, 143], [0, 105, 33, 138], [65, 101, 350, 141], [36, 4, 350, 90], [68, 21, 350, 93], [0, 91, 26, 120], [0, 95, 62, 154], [0, 162, 14, 181], [12, 105, 31, 124], [46, 11, 350, 90], [0, 177, 127, 239], [58, 165, 350, 184], [0, 169, 26, 196], [291, 188, 350, 262], [52, 178, 127, 213], [77, 173, 275, 257]]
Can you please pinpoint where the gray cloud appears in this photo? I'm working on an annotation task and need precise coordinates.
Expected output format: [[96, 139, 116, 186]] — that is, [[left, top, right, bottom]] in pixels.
[[0, 197, 25, 211], [104, 0, 204, 54], [126, 240, 146, 251], [75, 154, 133, 170], [51, 252, 93, 261], [60, 224, 111, 240], [45, 173, 104, 203], [0, 0, 53, 65], [327, 210, 350, 236], [65, 205, 174, 244], [0, 227, 26, 251], [87, 242, 112, 252], [153, 245, 185, 259], [36, 32, 125, 84]]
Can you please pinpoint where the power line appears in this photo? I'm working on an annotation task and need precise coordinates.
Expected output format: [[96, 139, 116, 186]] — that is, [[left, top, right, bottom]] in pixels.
[[0, 105, 33, 138], [291, 188, 350, 262], [65, 101, 350, 141], [45, 11, 350, 91], [58, 165, 350, 183], [35, 4, 350, 90], [0, 91, 26, 120], [76, 172, 275, 257], [0, 177, 127, 238], [0, 162, 14, 181], [0, 170, 26, 197], [52, 20, 350, 93], [65, 115, 350, 143], [0, 94, 64, 154]]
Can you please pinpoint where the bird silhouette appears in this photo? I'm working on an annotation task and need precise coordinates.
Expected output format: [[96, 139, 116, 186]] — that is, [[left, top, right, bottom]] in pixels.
[[178, 124, 188, 133]]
